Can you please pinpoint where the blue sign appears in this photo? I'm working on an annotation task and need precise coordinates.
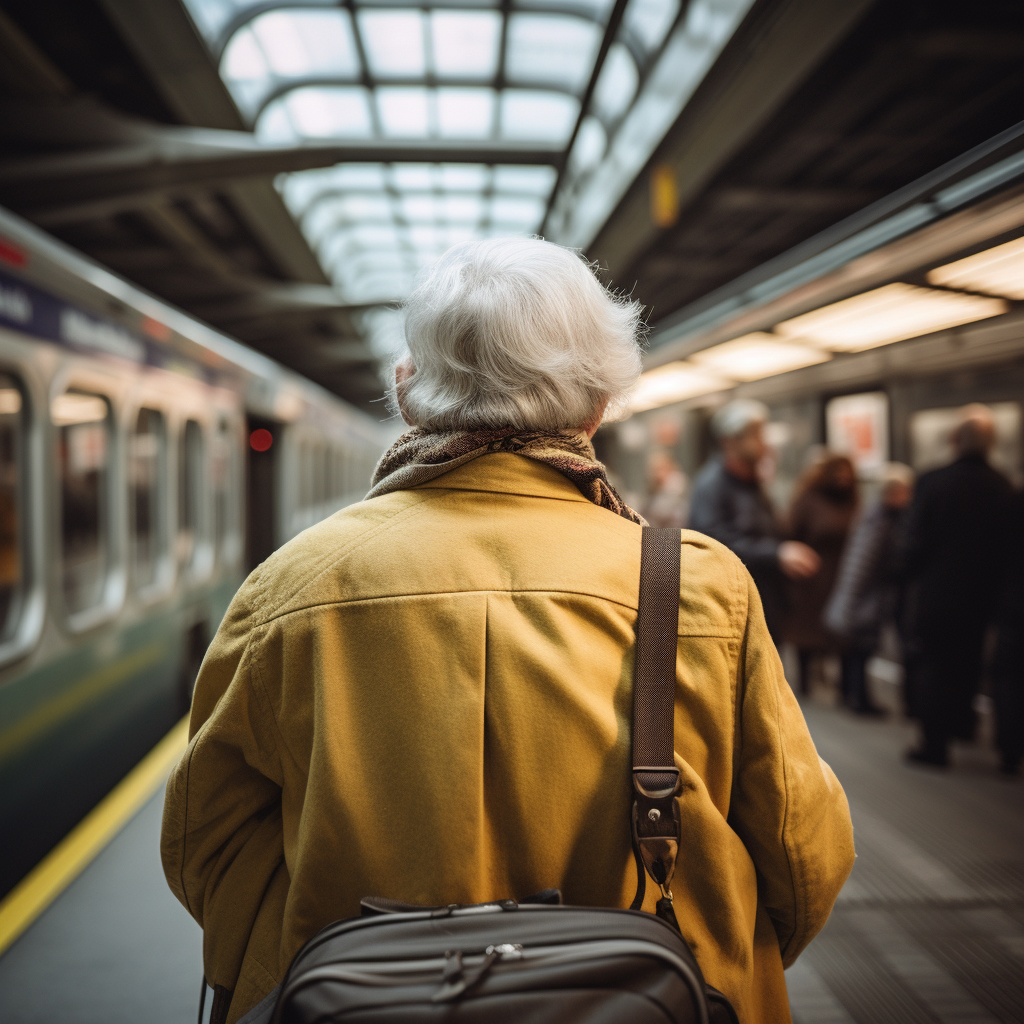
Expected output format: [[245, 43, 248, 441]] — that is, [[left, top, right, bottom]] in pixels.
[[0, 265, 227, 384]]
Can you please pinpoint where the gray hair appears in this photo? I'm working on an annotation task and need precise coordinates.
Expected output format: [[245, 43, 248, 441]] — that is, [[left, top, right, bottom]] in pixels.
[[391, 238, 643, 431], [711, 399, 769, 441]]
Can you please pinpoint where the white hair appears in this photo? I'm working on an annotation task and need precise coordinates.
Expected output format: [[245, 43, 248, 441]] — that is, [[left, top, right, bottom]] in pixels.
[[711, 399, 769, 441], [391, 237, 643, 431]]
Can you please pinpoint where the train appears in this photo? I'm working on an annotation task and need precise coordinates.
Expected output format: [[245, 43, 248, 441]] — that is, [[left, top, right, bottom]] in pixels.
[[0, 206, 389, 898]]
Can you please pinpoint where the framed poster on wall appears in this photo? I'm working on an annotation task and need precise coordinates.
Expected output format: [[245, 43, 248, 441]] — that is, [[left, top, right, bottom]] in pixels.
[[825, 391, 889, 477]]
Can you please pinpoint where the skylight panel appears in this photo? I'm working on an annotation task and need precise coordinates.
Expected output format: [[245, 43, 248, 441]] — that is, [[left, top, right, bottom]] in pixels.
[[445, 226, 480, 247], [438, 165, 489, 190], [312, 194, 392, 227], [490, 195, 546, 228], [431, 11, 502, 78], [282, 164, 390, 216], [505, 15, 601, 94], [493, 165, 556, 195], [284, 87, 373, 139], [255, 102, 298, 144], [391, 165, 435, 190], [568, 117, 606, 173], [409, 226, 444, 250], [623, 0, 680, 52], [437, 89, 495, 138], [250, 10, 359, 78], [592, 44, 638, 123], [441, 194, 485, 223], [321, 225, 400, 262], [377, 88, 430, 136], [400, 195, 439, 222], [359, 10, 426, 79], [221, 26, 267, 82], [500, 91, 579, 143]]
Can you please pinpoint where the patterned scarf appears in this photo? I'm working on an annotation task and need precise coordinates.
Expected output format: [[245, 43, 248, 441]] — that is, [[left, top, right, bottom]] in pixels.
[[367, 426, 646, 526]]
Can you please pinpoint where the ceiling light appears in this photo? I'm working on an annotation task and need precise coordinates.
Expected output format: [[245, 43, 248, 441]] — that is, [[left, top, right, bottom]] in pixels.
[[775, 282, 1009, 352], [689, 333, 830, 380], [629, 362, 729, 413], [926, 235, 1024, 299]]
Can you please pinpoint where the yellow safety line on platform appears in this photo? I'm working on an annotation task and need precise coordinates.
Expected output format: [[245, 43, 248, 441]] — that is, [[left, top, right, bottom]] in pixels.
[[0, 715, 189, 957]]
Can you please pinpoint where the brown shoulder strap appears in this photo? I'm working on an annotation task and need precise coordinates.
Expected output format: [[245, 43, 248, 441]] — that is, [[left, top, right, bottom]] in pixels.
[[630, 527, 682, 920]]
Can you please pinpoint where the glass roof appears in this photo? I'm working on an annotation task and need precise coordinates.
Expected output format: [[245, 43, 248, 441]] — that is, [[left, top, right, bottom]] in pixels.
[[181, 0, 756, 362]]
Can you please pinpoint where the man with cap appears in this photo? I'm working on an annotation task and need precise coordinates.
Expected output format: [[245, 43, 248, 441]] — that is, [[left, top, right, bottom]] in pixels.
[[689, 399, 820, 645]]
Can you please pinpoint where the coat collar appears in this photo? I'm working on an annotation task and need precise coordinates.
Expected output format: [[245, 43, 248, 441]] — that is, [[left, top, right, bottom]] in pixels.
[[411, 451, 593, 503]]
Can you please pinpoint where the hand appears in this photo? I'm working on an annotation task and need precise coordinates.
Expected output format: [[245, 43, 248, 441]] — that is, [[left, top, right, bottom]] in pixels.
[[778, 541, 820, 579]]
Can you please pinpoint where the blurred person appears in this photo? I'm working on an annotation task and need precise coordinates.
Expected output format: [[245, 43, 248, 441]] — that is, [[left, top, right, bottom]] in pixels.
[[689, 399, 820, 644], [642, 449, 687, 528], [824, 463, 915, 715], [162, 238, 854, 1024], [785, 454, 860, 698], [901, 404, 1014, 768], [992, 488, 1024, 776]]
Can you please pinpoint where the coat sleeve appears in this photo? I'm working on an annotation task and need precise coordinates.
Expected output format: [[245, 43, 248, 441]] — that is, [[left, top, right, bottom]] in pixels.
[[160, 579, 288, 992], [728, 570, 855, 966]]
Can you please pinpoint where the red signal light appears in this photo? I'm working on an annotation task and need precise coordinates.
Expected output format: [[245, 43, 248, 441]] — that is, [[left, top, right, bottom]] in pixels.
[[249, 428, 273, 452], [0, 236, 27, 268]]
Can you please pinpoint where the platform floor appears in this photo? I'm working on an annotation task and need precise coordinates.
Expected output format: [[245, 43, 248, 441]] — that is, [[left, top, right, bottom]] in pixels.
[[0, 696, 1021, 1023], [0, 788, 202, 1024]]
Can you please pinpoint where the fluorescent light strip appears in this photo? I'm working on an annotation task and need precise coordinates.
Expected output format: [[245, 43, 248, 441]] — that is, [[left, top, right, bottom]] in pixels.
[[689, 333, 830, 381], [775, 282, 1009, 352], [927, 235, 1024, 300], [629, 361, 730, 413]]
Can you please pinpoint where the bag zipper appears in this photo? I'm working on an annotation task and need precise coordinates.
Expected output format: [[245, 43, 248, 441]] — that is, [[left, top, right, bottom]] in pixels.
[[279, 938, 709, 1024]]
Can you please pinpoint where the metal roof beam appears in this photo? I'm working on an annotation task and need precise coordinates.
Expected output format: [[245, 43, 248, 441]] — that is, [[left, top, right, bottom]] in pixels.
[[0, 110, 561, 221]]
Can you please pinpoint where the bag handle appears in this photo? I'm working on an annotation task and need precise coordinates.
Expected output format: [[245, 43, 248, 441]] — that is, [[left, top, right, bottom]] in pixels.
[[629, 527, 683, 930]]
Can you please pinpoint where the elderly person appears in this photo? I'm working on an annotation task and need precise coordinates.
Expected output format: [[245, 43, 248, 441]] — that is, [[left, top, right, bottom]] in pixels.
[[689, 400, 820, 644], [161, 238, 853, 1024], [901, 404, 1014, 767]]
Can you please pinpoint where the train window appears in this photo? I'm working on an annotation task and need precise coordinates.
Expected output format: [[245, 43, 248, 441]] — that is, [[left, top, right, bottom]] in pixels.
[[212, 418, 235, 557], [178, 419, 205, 568], [130, 408, 167, 590], [55, 391, 112, 616], [314, 442, 328, 505], [0, 376, 24, 638], [300, 440, 314, 509]]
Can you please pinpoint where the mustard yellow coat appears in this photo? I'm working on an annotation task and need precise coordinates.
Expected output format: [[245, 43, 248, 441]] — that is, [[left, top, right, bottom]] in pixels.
[[161, 454, 855, 1023]]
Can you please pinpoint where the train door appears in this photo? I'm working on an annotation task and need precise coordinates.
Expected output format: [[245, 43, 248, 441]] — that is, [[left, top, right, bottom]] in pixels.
[[246, 415, 279, 572]]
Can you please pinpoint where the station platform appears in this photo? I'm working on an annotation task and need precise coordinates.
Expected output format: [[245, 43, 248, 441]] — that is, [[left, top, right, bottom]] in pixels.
[[0, 694, 1020, 1023]]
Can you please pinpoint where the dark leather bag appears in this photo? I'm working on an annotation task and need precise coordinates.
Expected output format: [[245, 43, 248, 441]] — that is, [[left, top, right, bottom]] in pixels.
[[265, 527, 740, 1024]]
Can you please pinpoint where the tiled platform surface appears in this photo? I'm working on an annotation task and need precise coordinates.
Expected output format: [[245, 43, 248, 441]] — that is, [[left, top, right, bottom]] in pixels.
[[790, 699, 1024, 1024], [0, 696, 1019, 1022]]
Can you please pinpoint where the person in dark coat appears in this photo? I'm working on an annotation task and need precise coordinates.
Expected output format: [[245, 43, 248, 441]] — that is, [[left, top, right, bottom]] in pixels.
[[786, 454, 860, 697], [824, 463, 915, 714], [992, 489, 1024, 776], [689, 399, 820, 644], [901, 404, 1014, 768]]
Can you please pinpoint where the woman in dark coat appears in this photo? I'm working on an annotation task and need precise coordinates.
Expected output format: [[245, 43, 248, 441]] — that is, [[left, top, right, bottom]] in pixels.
[[786, 454, 859, 696]]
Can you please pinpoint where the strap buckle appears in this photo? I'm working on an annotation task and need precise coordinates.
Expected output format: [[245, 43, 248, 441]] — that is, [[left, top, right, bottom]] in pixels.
[[631, 766, 682, 889]]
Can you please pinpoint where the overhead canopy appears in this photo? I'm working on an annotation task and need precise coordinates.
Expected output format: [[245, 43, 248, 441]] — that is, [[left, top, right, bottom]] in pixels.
[[180, 0, 754, 357]]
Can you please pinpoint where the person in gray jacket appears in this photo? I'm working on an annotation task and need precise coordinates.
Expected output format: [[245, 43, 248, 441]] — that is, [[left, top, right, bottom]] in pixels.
[[824, 463, 914, 715], [689, 400, 819, 644]]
